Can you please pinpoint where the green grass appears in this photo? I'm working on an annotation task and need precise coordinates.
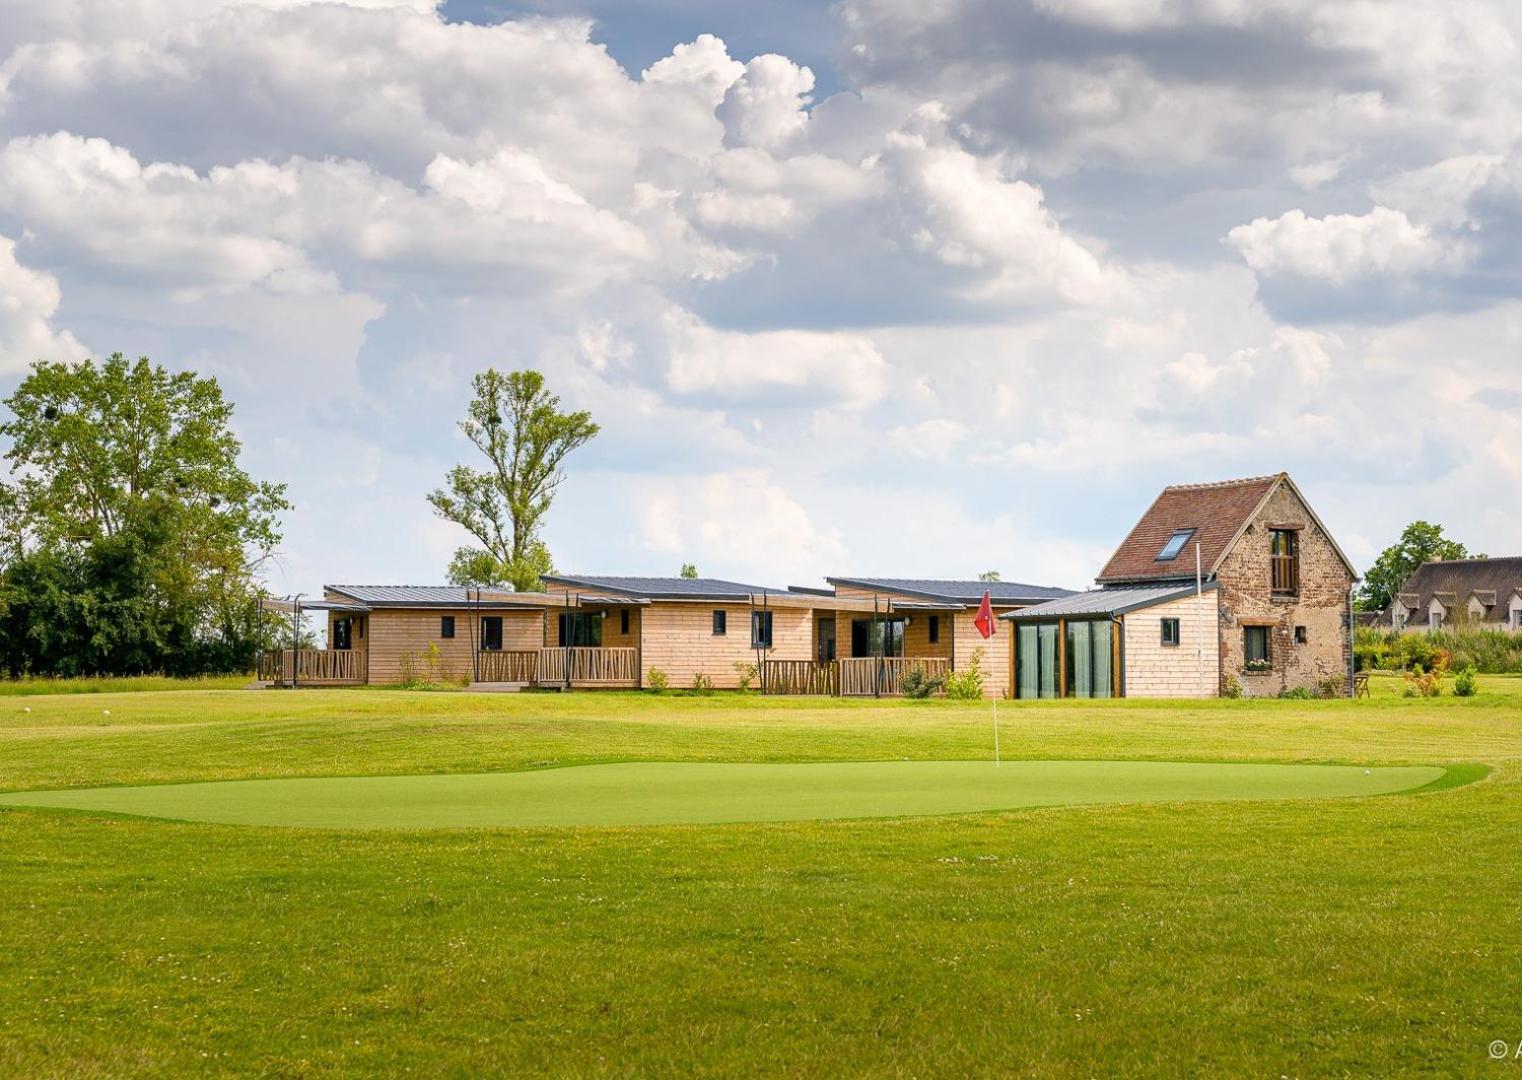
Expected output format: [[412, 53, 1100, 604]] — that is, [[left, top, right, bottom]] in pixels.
[[0, 760, 1448, 828], [0, 673, 251, 696], [1, 675, 1520, 1076]]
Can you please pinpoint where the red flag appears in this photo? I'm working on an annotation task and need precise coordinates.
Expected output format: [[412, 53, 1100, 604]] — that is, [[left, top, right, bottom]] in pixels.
[[974, 590, 996, 639]]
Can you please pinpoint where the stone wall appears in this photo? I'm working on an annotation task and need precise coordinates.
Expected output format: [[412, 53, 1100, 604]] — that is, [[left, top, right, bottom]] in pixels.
[[1214, 483, 1354, 697]]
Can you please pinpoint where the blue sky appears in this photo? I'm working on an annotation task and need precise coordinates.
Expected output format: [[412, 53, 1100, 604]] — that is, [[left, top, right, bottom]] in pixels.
[[0, 0, 1518, 594]]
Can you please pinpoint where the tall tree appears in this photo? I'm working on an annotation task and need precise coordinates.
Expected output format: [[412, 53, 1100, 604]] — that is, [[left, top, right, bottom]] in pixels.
[[680, 563, 698, 579], [1358, 520, 1480, 611], [0, 354, 289, 675], [429, 369, 598, 593], [978, 570, 1001, 582]]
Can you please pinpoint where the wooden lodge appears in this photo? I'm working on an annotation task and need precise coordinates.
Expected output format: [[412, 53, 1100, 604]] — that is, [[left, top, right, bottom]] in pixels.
[[257, 576, 1075, 698]]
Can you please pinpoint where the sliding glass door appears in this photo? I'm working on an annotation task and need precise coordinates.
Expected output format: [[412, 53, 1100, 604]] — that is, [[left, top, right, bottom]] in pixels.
[[1018, 619, 1114, 699]]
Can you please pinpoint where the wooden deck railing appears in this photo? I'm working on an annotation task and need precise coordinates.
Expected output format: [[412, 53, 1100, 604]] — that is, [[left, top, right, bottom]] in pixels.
[[260, 648, 366, 685], [476, 649, 538, 683], [762, 660, 840, 696], [536, 646, 640, 687], [1271, 554, 1299, 595], [839, 657, 952, 697]]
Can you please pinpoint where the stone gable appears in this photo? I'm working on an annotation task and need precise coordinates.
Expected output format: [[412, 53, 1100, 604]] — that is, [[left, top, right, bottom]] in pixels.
[[1214, 481, 1354, 697]]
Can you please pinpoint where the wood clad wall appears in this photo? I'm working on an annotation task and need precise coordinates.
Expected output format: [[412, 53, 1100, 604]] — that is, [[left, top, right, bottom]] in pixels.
[[640, 602, 811, 689], [829, 584, 1016, 698], [364, 608, 541, 685], [1122, 594, 1220, 698]]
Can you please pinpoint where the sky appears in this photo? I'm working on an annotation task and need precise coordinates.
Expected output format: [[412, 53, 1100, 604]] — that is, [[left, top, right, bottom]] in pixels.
[[0, 0, 1519, 595]]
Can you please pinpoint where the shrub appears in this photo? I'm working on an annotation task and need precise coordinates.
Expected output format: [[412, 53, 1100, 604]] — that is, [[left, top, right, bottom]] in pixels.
[[691, 672, 714, 694], [1317, 675, 1346, 699], [1277, 686, 1315, 700], [1402, 663, 1444, 698], [646, 668, 668, 693], [1221, 674, 1243, 699], [733, 661, 758, 691], [398, 644, 452, 689], [943, 648, 985, 701], [1454, 665, 1479, 697], [899, 664, 946, 699]]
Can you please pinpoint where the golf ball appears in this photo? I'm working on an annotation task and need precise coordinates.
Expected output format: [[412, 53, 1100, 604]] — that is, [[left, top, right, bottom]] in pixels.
[[103, 709, 111, 716], [1364, 769, 1371, 775]]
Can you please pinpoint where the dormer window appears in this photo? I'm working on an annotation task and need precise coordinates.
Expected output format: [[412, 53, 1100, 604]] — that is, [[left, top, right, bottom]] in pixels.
[[1156, 528, 1195, 562]]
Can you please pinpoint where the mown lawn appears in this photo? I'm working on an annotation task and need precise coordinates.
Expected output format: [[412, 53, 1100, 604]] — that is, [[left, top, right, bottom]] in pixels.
[[2, 677, 1520, 1077]]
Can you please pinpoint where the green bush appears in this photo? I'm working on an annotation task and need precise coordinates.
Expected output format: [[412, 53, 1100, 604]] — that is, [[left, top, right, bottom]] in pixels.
[[733, 661, 758, 691], [1221, 675, 1243, 699], [1355, 626, 1522, 674], [1454, 665, 1479, 697], [943, 648, 985, 701], [1317, 675, 1346, 699], [691, 672, 714, 695], [898, 664, 946, 699], [1277, 686, 1315, 700], [646, 669, 668, 693]]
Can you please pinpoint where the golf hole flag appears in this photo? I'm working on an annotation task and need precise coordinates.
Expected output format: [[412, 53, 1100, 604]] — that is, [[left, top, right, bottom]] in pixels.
[[974, 590, 996, 639]]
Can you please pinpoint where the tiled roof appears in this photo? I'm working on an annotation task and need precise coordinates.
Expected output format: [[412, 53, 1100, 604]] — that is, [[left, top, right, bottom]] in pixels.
[[541, 574, 771, 600], [1386, 557, 1522, 625], [825, 577, 1075, 604], [1096, 474, 1281, 584], [1003, 583, 1217, 620]]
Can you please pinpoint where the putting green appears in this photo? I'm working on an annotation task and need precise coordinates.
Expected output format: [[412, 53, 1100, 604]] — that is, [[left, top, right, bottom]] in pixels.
[[0, 760, 1447, 829]]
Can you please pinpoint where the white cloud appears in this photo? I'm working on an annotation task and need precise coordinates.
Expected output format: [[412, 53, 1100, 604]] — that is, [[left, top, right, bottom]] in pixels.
[[0, 235, 85, 370], [663, 308, 887, 409], [638, 469, 846, 584], [717, 54, 816, 151], [1224, 206, 1469, 283]]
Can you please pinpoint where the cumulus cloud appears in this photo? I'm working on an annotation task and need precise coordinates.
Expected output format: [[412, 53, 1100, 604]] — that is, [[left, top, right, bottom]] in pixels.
[[663, 307, 887, 409], [717, 54, 816, 151], [0, 235, 85, 370], [637, 469, 846, 584], [1224, 206, 1469, 283]]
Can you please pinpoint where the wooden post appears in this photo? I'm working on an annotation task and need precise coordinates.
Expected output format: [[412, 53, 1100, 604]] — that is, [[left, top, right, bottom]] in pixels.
[[1111, 616, 1121, 698]]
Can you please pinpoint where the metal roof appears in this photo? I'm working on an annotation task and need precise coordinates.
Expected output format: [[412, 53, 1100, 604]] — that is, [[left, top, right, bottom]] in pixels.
[[826, 577, 1075, 604], [541, 574, 773, 600], [324, 585, 541, 608], [1002, 582, 1218, 620], [263, 598, 371, 614]]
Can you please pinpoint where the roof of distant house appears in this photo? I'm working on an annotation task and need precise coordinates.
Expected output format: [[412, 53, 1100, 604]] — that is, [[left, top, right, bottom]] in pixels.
[[1385, 557, 1522, 623], [824, 577, 1075, 604]]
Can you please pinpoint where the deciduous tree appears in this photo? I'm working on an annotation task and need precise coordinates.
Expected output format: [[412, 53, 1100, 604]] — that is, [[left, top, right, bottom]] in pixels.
[[430, 369, 597, 593], [1358, 521, 1479, 611]]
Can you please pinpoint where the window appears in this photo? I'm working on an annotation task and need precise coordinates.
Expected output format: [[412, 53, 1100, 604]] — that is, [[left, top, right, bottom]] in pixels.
[[850, 618, 905, 658], [619, 609, 629, 635], [1244, 626, 1270, 667], [557, 612, 602, 647], [1270, 529, 1299, 595], [332, 617, 352, 651], [440, 615, 455, 639], [1161, 617, 1180, 647], [1429, 608, 1442, 631], [712, 610, 727, 635], [1294, 625, 1308, 645], [1063, 620, 1114, 699], [1157, 528, 1195, 562], [1513, 607, 1522, 631], [481, 616, 503, 651], [928, 615, 940, 644], [751, 610, 774, 649]]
